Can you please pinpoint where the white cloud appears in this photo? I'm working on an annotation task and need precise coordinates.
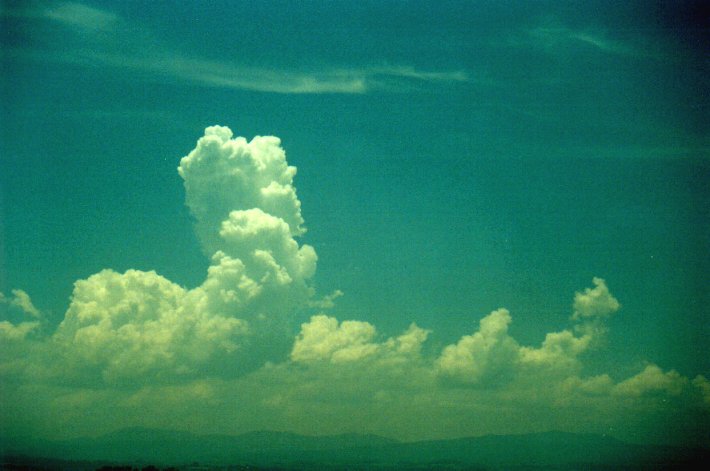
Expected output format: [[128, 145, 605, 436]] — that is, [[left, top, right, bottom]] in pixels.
[[0, 290, 42, 341], [60, 50, 466, 95], [0, 319, 40, 342], [43, 2, 118, 31], [309, 289, 344, 309], [291, 315, 379, 364], [372, 65, 469, 83], [52, 269, 247, 383], [291, 315, 429, 365], [0, 289, 42, 319], [572, 277, 620, 321], [436, 308, 520, 385], [260, 275, 704, 442], [519, 330, 591, 376], [0, 121, 706, 443], [166, 58, 369, 94], [219, 208, 316, 283], [561, 374, 615, 396], [178, 128, 318, 345], [384, 323, 431, 358], [692, 375, 710, 407], [2, 126, 318, 386], [520, 23, 640, 58], [178, 126, 306, 254], [614, 364, 688, 397], [8, 3, 468, 95], [161, 58, 468, 94], [435, 278, 619, 387]]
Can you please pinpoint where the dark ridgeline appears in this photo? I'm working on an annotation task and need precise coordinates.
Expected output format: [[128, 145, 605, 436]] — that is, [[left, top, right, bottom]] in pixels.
[[2, 428, 707, 470]]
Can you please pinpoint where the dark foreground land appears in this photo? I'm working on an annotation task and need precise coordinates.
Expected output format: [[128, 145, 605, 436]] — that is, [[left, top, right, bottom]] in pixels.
[[3, 429, 708, 470]]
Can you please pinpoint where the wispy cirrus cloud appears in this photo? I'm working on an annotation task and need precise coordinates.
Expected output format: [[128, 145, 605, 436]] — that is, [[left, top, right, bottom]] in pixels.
[[504, 18, 658, 60], [120, 56, 469, 94], [526, 25, 637, 56], [43, 1, 118, 31], [5, 1, 468, 94]]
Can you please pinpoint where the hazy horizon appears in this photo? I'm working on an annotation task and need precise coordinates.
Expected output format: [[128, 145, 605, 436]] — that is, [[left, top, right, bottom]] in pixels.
[[1, 0, 708, 451]]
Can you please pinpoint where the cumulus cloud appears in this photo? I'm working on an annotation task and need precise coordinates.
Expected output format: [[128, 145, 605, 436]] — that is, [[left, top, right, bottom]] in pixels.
[[434, 278, 620, 387], [518, 330, 591, 376], [0, 125, 706, 445], [179, 129, 318, 362], [0, 289, 41, 319], [259, 277, 703, 443], [292, 315, 379, 363], [572, 277, 620, 321], [614, 364, 688, 397], [693, 375, 710, 406], [0, 126, 318, 386], [0, 290, 42, 341], [309, 289, 344, 309], [178, 126, 306, 253], [51, 269, 248, 384], [291, 315, 429, 365], [436, 309, 520, 385]]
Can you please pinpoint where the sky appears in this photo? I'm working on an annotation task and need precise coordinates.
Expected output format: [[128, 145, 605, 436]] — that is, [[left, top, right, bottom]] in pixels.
[[1, 0, 709, 448]]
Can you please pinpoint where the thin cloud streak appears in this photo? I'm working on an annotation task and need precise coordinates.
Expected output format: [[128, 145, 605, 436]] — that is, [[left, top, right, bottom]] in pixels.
[[43, 1, 118, 31], [527, 25, 634, 56], [505, 20, 658, 60], [168, 61, 468, 94], [9, 1, 468, 94]]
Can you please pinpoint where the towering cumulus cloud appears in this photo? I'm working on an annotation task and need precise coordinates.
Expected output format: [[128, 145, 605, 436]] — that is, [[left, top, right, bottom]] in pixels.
[[46, 127, 317, 384], [178, 126, 306, 253], [1, 126, 708, 445]]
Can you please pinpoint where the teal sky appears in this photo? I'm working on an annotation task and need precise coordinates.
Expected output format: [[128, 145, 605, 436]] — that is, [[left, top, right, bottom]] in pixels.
[[1, 0, 708, 447]]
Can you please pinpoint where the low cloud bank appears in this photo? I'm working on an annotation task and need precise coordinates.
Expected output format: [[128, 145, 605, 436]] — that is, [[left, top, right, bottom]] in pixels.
[[1, 126, 707, 445]]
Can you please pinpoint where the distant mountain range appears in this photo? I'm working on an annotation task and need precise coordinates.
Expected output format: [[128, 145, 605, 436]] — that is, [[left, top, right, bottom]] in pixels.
[[2, 428, 706, 470]]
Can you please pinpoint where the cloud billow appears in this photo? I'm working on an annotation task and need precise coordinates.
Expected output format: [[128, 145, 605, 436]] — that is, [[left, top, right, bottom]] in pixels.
[[11, 126, 317, 385], [178, 126, 307, 253], [0, 126, 708, 444]]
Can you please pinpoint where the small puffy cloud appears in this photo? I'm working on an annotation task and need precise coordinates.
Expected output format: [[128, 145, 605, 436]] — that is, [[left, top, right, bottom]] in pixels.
[[436, 309, 520, 386], [291, 315, 379, 364], [572, 277, 620, 321], [0, 321, 39, 342], [437, 279, 619, 387], [692, 375, 710, 407], [0, 290, 42, 341], [309, 289, 344, 310], [519, 330, 591, 376], [291, 315, 429, 364], [0, 289, 41, 319], [614, 364, 688, 397], [383, 323, 430, 358]]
